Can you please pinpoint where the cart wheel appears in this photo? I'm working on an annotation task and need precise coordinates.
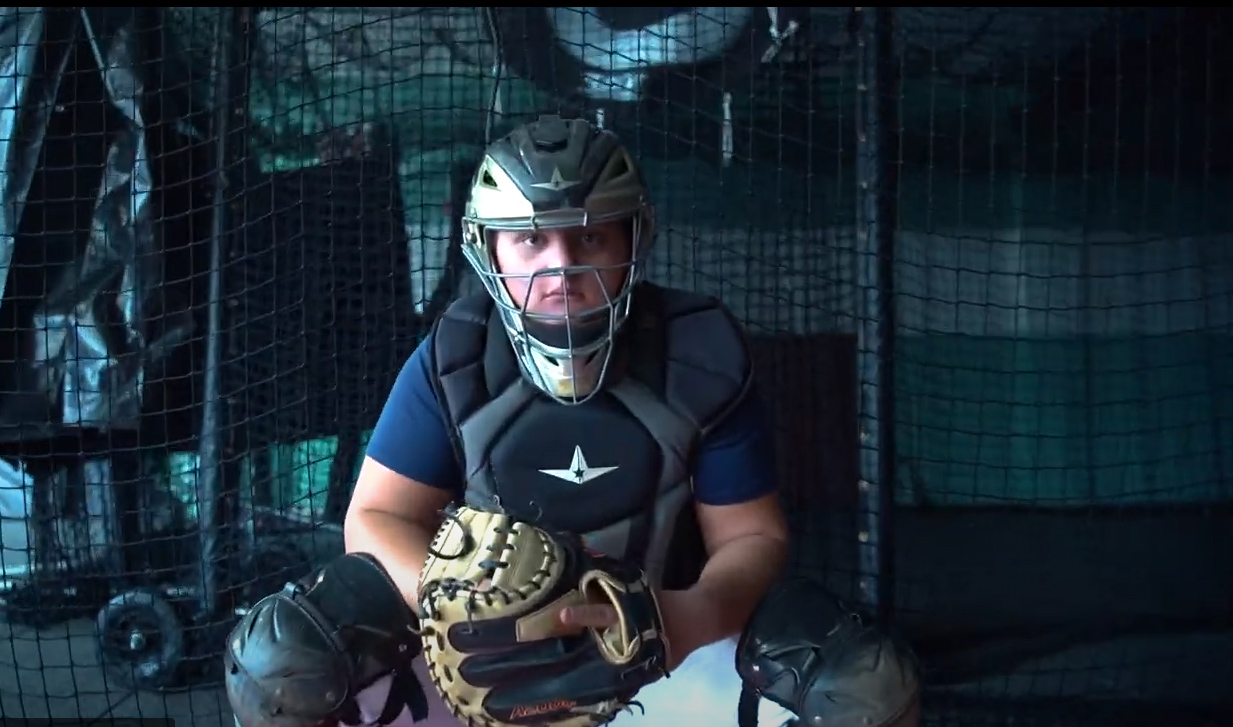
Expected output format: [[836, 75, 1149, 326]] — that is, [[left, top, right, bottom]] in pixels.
[[95, 589, 184, 690]]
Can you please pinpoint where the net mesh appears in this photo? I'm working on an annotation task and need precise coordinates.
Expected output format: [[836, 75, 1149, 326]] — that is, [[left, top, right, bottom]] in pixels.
[[0, 6, 1229, 726]]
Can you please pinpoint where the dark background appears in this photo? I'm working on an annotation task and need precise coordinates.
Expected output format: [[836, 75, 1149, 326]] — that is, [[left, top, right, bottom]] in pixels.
[[0, 7, 1229, 725]]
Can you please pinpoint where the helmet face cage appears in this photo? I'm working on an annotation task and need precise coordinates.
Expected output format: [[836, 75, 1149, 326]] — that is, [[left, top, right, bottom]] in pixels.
[[461, 208, 654, 405]]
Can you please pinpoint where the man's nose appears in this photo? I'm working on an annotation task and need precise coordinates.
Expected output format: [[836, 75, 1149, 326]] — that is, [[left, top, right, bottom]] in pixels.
[[541, 241, 577, 270]]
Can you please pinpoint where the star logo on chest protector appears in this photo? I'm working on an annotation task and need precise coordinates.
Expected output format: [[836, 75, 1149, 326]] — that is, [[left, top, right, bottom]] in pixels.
[[539, 445, 619, 485]]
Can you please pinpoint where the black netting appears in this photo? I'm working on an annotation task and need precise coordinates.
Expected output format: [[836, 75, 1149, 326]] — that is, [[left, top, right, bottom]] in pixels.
[[0, 6, 1229, 726]]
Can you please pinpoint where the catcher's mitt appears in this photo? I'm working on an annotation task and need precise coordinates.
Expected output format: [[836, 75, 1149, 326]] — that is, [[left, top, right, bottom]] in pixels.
[[225, 552, 428, 727], [417, 505, 670, 727], [735, 578, 921, 727]]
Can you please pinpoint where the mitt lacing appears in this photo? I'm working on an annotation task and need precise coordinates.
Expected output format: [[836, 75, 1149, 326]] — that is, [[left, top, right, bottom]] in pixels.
[[421, 520, 523, 627], [421, 517, 558, 629]]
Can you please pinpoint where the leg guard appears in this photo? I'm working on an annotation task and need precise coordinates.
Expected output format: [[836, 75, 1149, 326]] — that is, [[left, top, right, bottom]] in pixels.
[[736, 578, 921, 727]]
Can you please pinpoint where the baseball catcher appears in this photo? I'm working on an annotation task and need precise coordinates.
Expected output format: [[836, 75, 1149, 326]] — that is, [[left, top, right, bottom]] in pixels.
[[416, 505, 670, 727], [345, 114, 800, 726], [736, 578, 922, 727], [225, 552, 429, 727]]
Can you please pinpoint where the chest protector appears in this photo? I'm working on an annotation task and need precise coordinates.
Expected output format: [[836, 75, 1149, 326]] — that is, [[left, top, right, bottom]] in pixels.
[[430, 284, 752, 589]]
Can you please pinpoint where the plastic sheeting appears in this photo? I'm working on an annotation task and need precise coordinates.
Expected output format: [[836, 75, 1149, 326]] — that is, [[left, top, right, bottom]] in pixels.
[[0, 7, 191, 438]]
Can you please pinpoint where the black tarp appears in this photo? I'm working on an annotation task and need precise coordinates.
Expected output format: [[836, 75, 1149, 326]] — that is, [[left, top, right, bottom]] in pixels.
[[0, 7, 191, 439]]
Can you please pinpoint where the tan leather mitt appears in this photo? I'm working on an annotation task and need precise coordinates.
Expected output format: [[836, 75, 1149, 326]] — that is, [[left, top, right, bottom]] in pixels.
[[417, 505, 670, 727]]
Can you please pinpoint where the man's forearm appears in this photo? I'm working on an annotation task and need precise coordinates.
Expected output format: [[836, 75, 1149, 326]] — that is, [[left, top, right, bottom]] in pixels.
[[667, 534, 789, 659], [344, 508, 438, 606]]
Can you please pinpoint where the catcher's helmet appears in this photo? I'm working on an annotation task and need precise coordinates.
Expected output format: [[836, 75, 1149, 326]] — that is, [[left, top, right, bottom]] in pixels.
[[461, 115, 656, 404]]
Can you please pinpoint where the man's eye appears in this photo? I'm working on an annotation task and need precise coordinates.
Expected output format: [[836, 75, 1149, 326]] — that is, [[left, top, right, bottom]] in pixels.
[[581, 234, 602, 246], [520, 235, 542, 247]]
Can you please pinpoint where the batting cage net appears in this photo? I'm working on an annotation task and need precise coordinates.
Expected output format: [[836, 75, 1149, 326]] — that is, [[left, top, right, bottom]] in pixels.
[[0, 6, 1229, 726]]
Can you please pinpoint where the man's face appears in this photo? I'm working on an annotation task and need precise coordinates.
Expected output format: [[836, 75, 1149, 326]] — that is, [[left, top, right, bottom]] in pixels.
[[490, 219, 633, 321]]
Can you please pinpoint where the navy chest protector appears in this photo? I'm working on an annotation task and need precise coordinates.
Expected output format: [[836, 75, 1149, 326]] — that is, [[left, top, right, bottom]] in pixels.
[[429, 284, 752, 589]]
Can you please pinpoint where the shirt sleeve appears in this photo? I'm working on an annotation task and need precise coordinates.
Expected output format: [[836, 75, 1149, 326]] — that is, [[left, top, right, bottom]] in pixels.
[[691, 389, 779, 506], [363, 332, 463, 495]]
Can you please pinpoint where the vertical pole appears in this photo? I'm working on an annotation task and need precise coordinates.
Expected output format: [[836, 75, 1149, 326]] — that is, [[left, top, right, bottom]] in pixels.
[[197, 6, 251, 620], [853, 6, 899, 628]]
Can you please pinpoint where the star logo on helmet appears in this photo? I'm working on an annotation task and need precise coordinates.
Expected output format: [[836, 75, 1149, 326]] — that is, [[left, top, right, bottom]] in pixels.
[[531, 167, 581, 192]]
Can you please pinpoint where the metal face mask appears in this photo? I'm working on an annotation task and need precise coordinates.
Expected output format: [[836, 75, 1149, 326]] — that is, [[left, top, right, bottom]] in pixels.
[[474, 216, 651, 403]]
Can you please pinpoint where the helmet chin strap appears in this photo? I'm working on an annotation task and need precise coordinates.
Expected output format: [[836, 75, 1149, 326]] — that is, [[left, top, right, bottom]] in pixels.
[[517, 319, 613, 402]]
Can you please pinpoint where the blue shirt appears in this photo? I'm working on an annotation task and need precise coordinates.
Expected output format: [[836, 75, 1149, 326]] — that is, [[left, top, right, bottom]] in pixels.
[[365, 332, 777, 506]]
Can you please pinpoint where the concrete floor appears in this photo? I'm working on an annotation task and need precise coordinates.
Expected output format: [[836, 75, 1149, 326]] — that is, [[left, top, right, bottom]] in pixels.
[[0, 618, 231, 726], [2, 508, 1230, 727]]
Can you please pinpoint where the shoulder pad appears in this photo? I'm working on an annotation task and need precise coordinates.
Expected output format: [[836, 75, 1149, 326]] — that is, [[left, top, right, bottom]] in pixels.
[[440, 293, 493, 327], [433, 294, 493, 377], [656, 287, 753, 433]]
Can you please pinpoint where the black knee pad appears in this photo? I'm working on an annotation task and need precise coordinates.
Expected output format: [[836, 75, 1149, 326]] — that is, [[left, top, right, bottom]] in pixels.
[[735, 578, 920, 727]]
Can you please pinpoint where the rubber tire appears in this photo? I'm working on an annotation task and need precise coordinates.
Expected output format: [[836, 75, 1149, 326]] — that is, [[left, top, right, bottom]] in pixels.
[[95, 588, 184, 691]]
